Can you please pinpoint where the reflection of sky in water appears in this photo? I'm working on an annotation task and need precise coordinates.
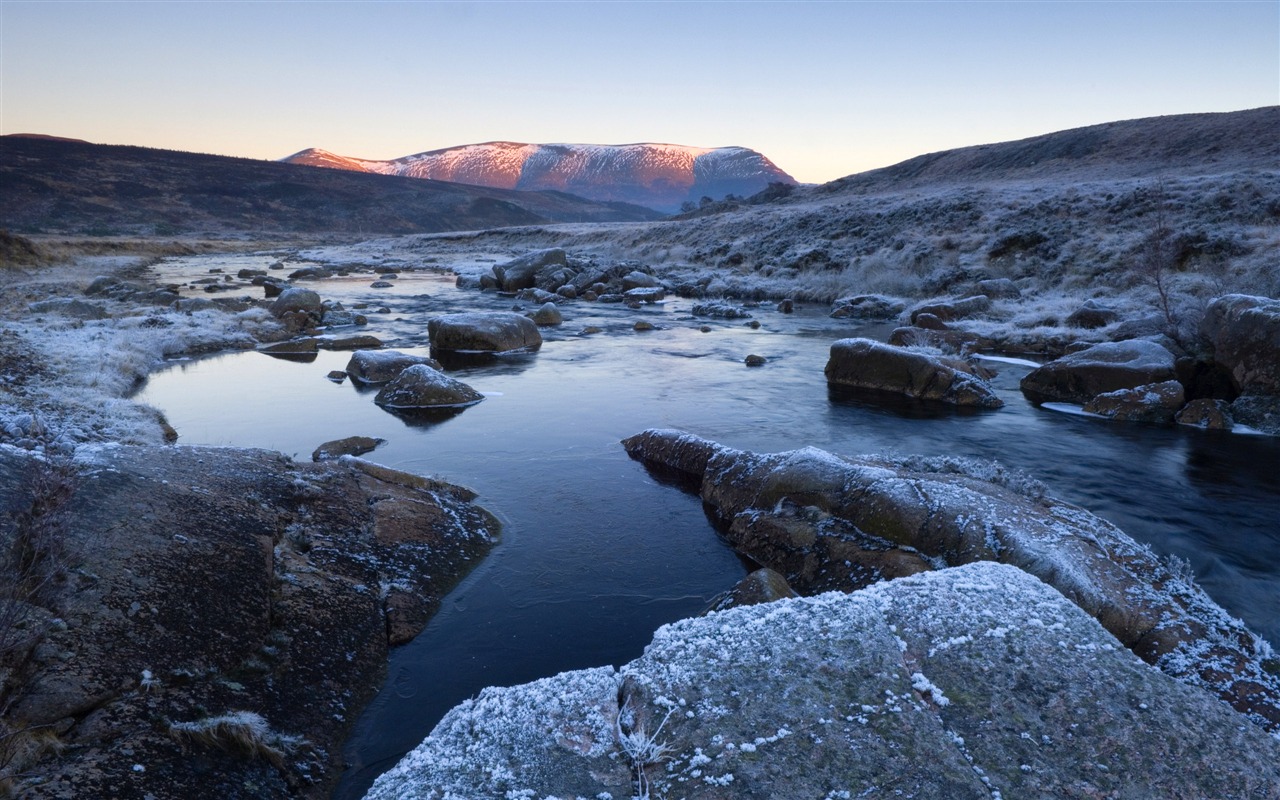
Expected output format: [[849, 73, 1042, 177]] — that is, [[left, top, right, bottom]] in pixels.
[[136, 263, 1280, 798]]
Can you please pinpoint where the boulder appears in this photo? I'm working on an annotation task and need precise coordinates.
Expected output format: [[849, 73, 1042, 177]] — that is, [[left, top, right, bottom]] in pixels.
[[366, 563, 1280, 800], [493, 248, 567, 292], [744, 354, 767, 367], [311, 435, 384, 461], [345, 350, 441, 385], [317, 335, 382, 351], [1065, 299, 1120, 329], [269, 288, 322, 319], [908, 294, 990, 324], [427, 312, 543, 354], [1019, 339, 1177, 404], [830, 295, 906, 320], [623, 287, 665, 304], [1200, 294, 1280, 395], [28, 298, 109, 320], [825, 338, 1003, 408], [1082, 380, 1186, 423], [691, 302, 751, 319], [702, 567, 796, 613], [621, 429, 1280, 732], [516, 287, 559, 305], [975, 277, 1020, 298], [530, 302, 563, 327], [1176, 398, 1234, 430], [556, 284, 578, 300], [621, 270, 659, 291], [373, 364, 484, 409], [534, 265, 577, 292], [1230, 395, 1280, 435], [776, 298, 794, 313], [887, 325, 987, 354], [912, 312, 947, 331]]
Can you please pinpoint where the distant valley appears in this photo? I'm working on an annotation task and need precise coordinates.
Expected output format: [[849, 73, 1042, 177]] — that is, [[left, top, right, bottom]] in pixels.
[[281, 141, 796, 212]]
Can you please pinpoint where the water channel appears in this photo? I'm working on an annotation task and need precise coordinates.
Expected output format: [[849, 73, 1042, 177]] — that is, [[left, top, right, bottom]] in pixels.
[[136, 254, 1280, 798]]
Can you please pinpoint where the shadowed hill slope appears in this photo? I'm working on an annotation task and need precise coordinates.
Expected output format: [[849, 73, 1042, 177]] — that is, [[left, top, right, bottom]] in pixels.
[[0, 137, 663, 237]]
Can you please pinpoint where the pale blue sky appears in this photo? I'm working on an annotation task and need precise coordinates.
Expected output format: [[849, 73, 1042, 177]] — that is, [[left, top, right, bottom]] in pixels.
[[2, 1, 1276, 183]]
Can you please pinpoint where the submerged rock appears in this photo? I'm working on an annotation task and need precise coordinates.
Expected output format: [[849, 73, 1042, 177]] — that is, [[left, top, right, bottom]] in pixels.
[[373, 364, 484, 409], [312, 435, 385, 461], [426, 312, 542, 354], [1019, 339, 1177, 404], [824, 338, 1003, 408], [365, 562, 1280, 800], [345, 350, 441, 385], [621, 429, 1280, 732]]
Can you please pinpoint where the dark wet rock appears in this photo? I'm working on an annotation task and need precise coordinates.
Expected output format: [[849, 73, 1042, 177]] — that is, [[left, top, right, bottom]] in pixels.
[[326, 370, 347, 383], [1082, 380, 1186, 423], [311, 435, 385, 461], [373, 364, 484, 409], [478, 273, 499, 291], [366, 561, 1280, 800], [1176, 356, 1239, 401], [261, 280, 287, 299], [257, 338, 319, 355], [623, 287, 665, 304], [776, 298, 794, 313], [580, 326, 602, 335], [597, 293, 624, 304], [345, 350, 442, 384], [702, 567, 796, 613], [581, 290, 598, 302], [698, 325, 712, 333], [237, 268, 267, 279], [1229, 395, 1280, 435], [830, 294, 906, 320], [633, 321, 655, 332], [269, 288, 322, 319], [288, 266, 331, 280], [317, 335, 383, 351], [0, 445, 496, 799], [530, 302, 563, 327], [28, 298, 109, 320], [1066, 299, 1120, 329], [1111, 312, 1167, 340], [912, 312, 948, 331], [556, 284, 578, 300], [744, 354, 767, 367], [908, 295, 991, 324], [692, 302, 751, 319], [1176, 398, 1234, 430], [427, 312, 542, 354], [369, 281, 393, 289], [535, 265, 578, 292], [516, 287, 559, 305], [1020, 339, 1177, 404], [1200, 294, 1280, 395], [975, 277, 1020, 298], [493, 248, 567, 292], [825, 338, 1003, 408], [621, 429, 1280, 733]]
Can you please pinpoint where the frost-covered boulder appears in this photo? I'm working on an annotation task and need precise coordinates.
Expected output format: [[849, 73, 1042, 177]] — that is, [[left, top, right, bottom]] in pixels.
[[1019, 339, 1177, 404], [365, 563, 1280, 800], [426, 312, 542, 354], [692, 301, 751, 319], [621, 429, 1280, 731], [373, 365, 483, 409], [621, 270, 659, 291], [268, 287, 322, 318], [1065, 299, 1120, 329], [1230, 395, 1280, 435], [908, 294, 991, 324], [493, 248, 567, 292], [624, 286, 665, 303], [829, 294, 905, 320], [345, 350, 441, 384], [1201, 294, 1280, 395], [1082, 379, 1185, 423], [824, 338, 1003, 408]]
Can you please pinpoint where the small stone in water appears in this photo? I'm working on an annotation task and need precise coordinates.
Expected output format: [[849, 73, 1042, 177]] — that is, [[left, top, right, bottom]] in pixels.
[[745, 354, 767, 367]]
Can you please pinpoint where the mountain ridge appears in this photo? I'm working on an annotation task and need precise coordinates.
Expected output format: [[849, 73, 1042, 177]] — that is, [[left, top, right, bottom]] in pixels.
[[281, 141, 796, 212]]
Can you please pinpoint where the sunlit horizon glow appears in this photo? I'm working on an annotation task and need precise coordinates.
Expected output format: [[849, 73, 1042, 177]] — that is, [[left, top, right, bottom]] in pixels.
[[2, 1, 1276, 185]]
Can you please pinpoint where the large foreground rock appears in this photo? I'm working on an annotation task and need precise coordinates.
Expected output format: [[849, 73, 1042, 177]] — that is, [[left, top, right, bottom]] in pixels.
[[1019, 339, 1177, 403], [1201, 293, 1280, 395], [621, 429, 1280, 732], [365, 563, 1280, 800], [0, 444, 497, 798], [426, 312, 542, 354], [825, 338, 1003, 408]]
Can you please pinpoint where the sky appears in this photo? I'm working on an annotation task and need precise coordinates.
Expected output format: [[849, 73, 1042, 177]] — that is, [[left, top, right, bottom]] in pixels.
[[1, 1, 1276, 184]]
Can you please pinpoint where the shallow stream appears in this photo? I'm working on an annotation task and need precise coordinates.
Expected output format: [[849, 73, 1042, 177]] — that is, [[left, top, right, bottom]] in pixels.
[[137, 255, 1280, 798]]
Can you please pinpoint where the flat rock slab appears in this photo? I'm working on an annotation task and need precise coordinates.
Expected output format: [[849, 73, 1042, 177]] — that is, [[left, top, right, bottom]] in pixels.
[[366, 563, 1280, 800], [0, 444, 497, 799]]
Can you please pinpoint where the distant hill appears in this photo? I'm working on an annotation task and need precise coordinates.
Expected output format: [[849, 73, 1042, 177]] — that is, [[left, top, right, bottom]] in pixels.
[[282, 142, 797, 212], [0, 137, 664, 237], [819, 107, 1280, 194]]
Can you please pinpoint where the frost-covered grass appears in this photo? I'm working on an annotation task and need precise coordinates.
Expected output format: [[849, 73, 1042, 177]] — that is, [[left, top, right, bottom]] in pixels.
[[168, 710, 306, 768]]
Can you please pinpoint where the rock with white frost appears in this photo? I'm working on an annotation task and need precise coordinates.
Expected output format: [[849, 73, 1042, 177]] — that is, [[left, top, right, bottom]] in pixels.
[[426, 312, 542, 354], [908, 294, 991, 324], [830, 294, 906, 320], [1200, 294, 1280, 395], [345, 350, 441, 384], [492, 248, 566, 292], [365, 563, 1280, 800], [373, 364, 483, 409], [1019, 339, 1177, 404], [268, 287, 322, 318], [620, 428, 1280, 732], [825, 338, 1003, 408], [1082, 379, 1185, 423]]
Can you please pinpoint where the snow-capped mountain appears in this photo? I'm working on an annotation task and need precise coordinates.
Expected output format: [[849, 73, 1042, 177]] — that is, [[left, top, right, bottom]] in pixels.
[[281, 142, 796, 212]]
